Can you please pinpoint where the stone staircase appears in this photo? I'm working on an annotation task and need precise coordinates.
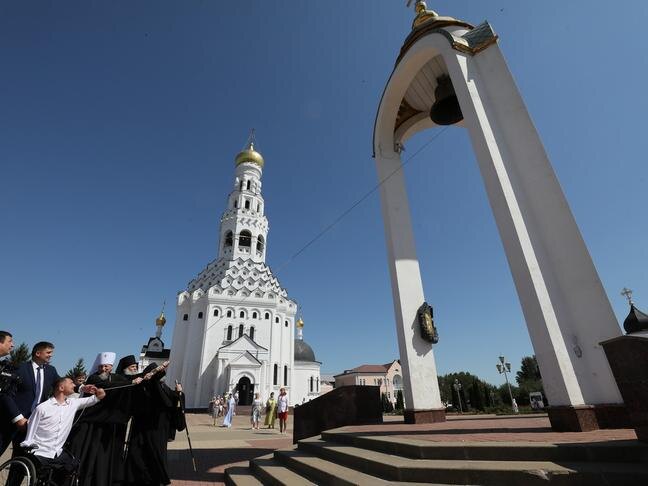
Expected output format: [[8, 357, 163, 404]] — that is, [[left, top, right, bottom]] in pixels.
[[225, 427, 648, 485]]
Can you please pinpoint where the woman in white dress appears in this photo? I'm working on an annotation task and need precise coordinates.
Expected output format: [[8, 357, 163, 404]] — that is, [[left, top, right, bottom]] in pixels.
[[222, 393, 236, 428]]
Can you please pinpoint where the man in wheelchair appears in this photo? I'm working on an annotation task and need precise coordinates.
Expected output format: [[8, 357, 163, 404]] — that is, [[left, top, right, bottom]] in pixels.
[[19, 377, 105, 484]]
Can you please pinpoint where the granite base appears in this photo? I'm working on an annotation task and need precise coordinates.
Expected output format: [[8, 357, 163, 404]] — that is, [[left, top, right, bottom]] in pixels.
[[403, 408, 446, 424]]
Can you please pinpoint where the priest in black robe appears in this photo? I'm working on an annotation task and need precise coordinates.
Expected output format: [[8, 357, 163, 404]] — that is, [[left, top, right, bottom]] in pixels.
[[124, 363, 185, 486], [67, 352, 141, 486]]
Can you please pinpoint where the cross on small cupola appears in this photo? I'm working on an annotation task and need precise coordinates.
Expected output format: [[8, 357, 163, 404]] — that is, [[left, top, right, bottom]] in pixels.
[[621, 287, 634, 306], [621, 288, 648, 334]]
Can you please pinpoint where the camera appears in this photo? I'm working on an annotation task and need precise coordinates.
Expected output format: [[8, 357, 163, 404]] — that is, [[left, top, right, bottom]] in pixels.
[[0, 361, 22, 394]]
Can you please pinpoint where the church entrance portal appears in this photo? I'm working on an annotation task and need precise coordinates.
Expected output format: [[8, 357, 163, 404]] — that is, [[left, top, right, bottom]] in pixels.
[[236, 377, 254, 406]]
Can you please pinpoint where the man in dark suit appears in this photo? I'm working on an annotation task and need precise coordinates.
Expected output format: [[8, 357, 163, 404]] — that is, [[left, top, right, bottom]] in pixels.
[[0, 330, 16, 455], [4, 341, 60, 455]]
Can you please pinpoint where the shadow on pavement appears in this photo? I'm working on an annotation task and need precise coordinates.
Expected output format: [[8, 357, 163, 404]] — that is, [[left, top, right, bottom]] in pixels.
[[168, 447, 275, 483]]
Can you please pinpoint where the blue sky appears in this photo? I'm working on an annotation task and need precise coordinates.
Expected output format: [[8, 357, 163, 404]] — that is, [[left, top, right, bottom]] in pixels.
[[1, 1, 646, 386]]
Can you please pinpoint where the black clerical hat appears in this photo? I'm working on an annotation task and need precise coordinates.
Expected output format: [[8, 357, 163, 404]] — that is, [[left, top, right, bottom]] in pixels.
[[117, 355, 138, 372]]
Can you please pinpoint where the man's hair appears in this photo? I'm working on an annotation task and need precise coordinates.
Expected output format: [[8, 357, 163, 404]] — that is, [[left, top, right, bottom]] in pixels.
[[73, 371, 86, 379], [0, 331, 12, 343], [51, 376, 71, 394], [32, 341, 54, 358]]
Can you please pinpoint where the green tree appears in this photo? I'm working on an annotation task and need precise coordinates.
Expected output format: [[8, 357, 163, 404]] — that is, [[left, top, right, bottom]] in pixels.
[[515, 355, 545, 406], [66, 358, 87, 378], [469, 377, 485, 411], [497, 383, 520, 406], [395, 390, 404, 411], [516, 356, 541, 384], [381, 393, 394, 413], [9, 342, 30, 367]]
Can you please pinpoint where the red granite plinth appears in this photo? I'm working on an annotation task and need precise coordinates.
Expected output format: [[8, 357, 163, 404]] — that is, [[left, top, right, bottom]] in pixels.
[[548, 405, 598, 432], [547, 403, 630, 432], [404, 408, 446, 424], [601, 335, 648, 442]]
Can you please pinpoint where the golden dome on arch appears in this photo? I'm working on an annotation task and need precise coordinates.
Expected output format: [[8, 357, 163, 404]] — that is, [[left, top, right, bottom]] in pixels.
[[235, 142, 264, 168], [156, 312, 167, 326], [296, 317, 304, 329]]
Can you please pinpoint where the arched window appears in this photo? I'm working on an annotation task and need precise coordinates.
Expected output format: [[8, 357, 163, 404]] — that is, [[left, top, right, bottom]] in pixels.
[[239, 310, 245, 318], [238, 324, 244, 337], [213, 309, 219, 317], [284, 365, 288, 386], [234, 200, 238, 208], [244, 199, 250, 209], [183, 314, 188, 321], [310, 376, 314, 392], [224, 231, 233, 247], [273, 364, 278, 385], [240, 180, 244, 191], [275, 317, 279, 324], [284, 320, 289, 327], [239, 230, 252, 248], [198, 312, 203, 319], [227, 310, 233, 318], [249, 326, 255, 340], [256, 235, 265, 253], [227, 325, 232, 340], [265, 312, 270, 320], [252, 311, 257, 319], [246, 180, 251, 190]]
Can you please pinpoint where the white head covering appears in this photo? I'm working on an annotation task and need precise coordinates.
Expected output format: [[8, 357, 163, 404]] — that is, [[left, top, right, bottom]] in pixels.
[[90, 351, 116, 374]]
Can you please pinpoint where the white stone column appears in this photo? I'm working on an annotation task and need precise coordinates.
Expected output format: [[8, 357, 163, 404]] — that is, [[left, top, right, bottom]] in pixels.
[[440, 42, 622, 408], [374, 147, 444, 415]]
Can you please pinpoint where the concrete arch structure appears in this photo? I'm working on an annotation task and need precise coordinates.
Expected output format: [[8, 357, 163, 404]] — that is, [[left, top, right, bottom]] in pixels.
[[373, 8, 624, 431]]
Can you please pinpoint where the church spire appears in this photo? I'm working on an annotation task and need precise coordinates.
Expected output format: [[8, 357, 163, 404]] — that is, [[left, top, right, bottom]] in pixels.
[[235, 129, 264, 167], [218, 132, 269, 263]]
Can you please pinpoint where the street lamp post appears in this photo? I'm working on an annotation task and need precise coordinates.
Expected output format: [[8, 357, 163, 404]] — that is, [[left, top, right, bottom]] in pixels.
[[496, 355, 518, 414], [453, 379, 463, 413]]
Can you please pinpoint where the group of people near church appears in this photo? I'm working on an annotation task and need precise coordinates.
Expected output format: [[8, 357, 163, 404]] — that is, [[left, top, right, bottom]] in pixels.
[[209, 388, 290, 433], [0, 331, 186, 486]]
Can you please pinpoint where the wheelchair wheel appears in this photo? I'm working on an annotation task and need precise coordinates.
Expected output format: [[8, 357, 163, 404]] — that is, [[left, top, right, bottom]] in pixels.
[[0, 456, 37, 486]]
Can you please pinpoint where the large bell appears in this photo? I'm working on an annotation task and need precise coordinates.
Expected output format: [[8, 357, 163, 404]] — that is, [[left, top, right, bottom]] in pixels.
[[430, 75, 463, 125]]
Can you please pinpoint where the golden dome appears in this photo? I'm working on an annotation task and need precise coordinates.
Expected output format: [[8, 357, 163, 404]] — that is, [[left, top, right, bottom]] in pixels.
[[296, 317, 304, 329], [235, 142, 264, 168], [156, 311, 167, 326], [410, 1, 472, 31]]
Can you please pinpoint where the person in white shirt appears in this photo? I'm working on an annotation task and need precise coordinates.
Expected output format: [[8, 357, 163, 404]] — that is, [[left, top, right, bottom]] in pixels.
[[277, 388, 289, 434], [21, 376, 105, 481]]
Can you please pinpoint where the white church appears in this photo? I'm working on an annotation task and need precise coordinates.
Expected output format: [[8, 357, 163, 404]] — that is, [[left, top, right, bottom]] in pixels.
[[167, 138, 321, 408]]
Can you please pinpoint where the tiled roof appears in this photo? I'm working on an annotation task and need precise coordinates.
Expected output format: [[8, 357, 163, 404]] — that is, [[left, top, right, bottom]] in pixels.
[[334, 364, 389, 377]]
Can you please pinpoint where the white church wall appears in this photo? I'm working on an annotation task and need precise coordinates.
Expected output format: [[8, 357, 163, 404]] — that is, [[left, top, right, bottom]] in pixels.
[[293, 362, 321, 406]]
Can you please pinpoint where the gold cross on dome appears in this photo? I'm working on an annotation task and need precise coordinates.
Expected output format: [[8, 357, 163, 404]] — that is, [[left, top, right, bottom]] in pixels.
[[621, 287, 634, 305]]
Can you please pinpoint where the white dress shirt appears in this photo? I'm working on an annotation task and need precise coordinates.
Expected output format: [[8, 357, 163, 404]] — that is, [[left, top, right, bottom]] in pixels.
[[21, 395, 99, 458]]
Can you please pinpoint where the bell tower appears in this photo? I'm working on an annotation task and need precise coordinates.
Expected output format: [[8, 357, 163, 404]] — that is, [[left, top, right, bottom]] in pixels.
[[219, 131, 268, 263], [374, 2, 624, 430]]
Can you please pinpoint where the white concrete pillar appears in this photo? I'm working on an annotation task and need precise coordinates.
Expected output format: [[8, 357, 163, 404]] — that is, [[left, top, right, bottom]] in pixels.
[[375, 147, 444, 415], [441, 43, 623, 407]]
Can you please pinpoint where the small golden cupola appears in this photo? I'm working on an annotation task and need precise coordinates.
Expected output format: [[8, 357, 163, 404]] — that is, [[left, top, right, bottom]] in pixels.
[[235, 130, 264, 168]]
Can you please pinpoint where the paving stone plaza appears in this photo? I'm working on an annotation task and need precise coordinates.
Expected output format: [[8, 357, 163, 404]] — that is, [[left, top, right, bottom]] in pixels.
[[162, 412, 642, 485]]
